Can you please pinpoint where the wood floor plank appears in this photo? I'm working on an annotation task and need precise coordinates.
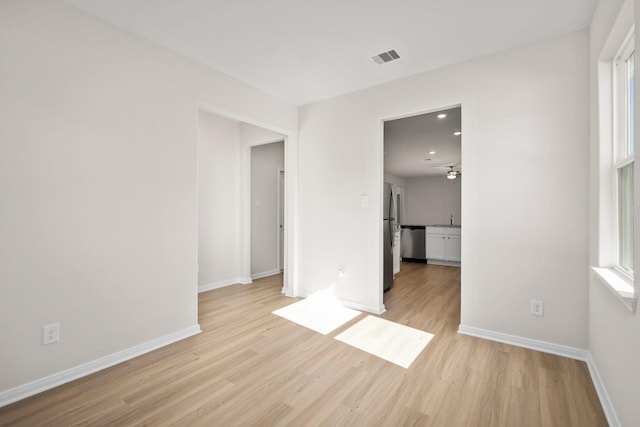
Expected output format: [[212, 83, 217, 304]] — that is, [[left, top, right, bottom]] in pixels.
[[0, 264, 607, 426]]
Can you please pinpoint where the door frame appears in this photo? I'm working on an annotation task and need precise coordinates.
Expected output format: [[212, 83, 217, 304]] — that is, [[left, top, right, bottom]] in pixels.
[[276, 168, 285, 274], [245, 138, 286, 286], [378, 103, 462, 309]]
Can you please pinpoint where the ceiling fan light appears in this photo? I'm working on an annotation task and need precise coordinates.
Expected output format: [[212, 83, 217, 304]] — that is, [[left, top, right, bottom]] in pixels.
[[446, 171, 457, 179]]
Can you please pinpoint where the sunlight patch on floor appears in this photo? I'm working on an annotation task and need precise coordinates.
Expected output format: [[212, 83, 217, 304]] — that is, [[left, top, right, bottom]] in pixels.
[[272, 290, 361, 335], [335, 315, 434, 368]]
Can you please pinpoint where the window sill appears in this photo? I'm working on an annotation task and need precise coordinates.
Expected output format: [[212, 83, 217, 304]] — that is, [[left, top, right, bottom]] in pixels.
[[592, 267, 637, 312]]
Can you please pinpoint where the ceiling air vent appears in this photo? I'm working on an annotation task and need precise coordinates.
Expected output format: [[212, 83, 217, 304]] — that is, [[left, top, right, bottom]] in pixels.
[[372, 49, 400, 65]]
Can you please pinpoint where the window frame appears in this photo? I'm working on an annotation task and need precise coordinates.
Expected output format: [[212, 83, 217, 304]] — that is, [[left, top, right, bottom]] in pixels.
[[593, 7, 636, 312], [613, 27, 635, 280]]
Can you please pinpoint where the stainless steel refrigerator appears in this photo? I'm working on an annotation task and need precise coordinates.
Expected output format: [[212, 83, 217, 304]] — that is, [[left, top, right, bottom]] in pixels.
[[383, 182, 396, 291]]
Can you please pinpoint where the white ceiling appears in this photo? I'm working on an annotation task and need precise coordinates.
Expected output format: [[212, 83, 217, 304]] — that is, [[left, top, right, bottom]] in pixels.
[[63, 0, 597, 106], [384, 107, 461, 178]]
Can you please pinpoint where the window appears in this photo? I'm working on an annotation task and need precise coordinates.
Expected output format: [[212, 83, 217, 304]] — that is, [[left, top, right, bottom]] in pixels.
[[614, 28, 635, 277], [594, 19, 636, 311]]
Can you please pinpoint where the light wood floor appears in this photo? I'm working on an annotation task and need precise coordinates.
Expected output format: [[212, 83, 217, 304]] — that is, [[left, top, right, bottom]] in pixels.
[[0, 263, 607, 426]]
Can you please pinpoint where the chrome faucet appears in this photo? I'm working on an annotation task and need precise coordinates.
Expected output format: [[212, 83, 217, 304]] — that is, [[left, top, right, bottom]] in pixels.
[[450, 214, 454, 225]]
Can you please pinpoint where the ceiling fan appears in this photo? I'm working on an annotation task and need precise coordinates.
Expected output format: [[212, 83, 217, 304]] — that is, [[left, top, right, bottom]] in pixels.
[[445, 165, 461, 180]]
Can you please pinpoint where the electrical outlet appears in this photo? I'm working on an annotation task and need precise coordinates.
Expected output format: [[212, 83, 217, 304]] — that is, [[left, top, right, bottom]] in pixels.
[[43, 323, 59, 345], [530, 300, 544, 316]]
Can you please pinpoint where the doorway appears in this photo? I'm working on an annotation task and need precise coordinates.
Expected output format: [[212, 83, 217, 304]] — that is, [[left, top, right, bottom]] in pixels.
[[382, 106, 462, 301], [196, 109, 290, 296], [250, 141, 285, 280]]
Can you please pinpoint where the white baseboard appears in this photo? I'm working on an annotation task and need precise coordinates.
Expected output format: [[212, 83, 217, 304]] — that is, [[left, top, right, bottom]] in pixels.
[[458, 324, 619, 426], [340, 299, 386, 315], [586, 352, 620, 427], [198, 277, 252, 293], [0, 324, 201, 408], [426, 260, 461, 267], [251, 269, 281, 280], [457, 325, 588, 360]]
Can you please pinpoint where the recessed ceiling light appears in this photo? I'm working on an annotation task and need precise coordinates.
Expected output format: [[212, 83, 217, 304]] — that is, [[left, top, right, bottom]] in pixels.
[[437, 113, 447, 119], [454, 131, 461, 136], [429, 150, 436, 155]]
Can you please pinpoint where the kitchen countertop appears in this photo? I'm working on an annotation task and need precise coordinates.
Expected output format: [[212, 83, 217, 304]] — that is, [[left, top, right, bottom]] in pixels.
[[400, 224, 461, 228]]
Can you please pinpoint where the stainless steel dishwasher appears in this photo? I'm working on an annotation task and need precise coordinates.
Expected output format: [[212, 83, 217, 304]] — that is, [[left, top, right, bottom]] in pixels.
[[400, 225, 426, 262]]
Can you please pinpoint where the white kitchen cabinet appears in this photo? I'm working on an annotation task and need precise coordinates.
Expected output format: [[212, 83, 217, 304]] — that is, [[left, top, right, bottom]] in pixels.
[[445, 234, 461, 262], [426, 227, 461, 262], [426, 228, 446, 260]]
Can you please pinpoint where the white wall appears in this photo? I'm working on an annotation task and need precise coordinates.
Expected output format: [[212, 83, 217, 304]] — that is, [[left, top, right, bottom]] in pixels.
[[251, 142, 285, 277], [0, 0, 297, 397], [240, 123, 285, 146], [404, 176, 461, 226], [198, 112, 241, 287], [298, 30, 590, 344], [383, 173, 406, 188], [588, 0, 640, 425]]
